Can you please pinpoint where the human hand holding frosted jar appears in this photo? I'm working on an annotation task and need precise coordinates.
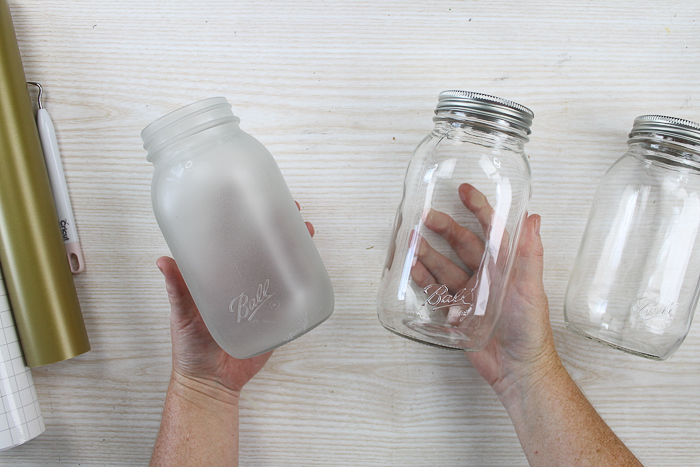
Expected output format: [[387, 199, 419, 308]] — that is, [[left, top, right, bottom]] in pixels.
[[150, 205, 315, 467], [156, 201, 315, 398]]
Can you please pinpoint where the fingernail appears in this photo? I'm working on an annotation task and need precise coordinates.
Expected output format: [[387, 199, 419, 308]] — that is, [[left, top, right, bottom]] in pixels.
[[470, 191, 486, 209], [157, 264, 164, 274], [534, 216, 541, 236]]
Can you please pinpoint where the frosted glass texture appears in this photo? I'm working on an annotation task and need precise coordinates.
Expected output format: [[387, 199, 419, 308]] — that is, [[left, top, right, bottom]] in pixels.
[[377, 91, 533, 351], [565, 115, 700, 360], [143, 98, 334, 359]]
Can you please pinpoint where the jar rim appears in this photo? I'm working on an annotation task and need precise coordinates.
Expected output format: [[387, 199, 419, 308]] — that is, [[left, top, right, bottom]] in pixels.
[[629, 115, 700, 146], [142, 97, 239, 161], [435, 90, 534, 135]]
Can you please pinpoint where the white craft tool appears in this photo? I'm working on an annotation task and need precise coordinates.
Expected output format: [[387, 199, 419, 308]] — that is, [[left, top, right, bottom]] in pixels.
[[27, 82, 85, 274]]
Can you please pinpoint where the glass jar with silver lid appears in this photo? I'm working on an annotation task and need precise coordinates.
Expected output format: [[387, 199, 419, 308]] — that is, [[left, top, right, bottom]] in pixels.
[[377, 90, 534, 351], [565, 115, 700, 360]]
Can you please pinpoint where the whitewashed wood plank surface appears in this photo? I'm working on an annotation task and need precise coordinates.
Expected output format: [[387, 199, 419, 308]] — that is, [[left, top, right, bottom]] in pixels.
[[2, 0, 700, 465]]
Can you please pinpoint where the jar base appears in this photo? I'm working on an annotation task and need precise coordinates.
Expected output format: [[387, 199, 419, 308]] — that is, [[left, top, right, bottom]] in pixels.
[[380, 319, 482, 351], [565, 322, 665, 361], [223, 307, 334, 359]]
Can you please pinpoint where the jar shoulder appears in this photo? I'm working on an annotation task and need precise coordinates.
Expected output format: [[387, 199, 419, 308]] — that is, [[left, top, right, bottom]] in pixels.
[[151, 124, 273, 169], [604, 147, 700, 191], [406, 126, 531, 181]]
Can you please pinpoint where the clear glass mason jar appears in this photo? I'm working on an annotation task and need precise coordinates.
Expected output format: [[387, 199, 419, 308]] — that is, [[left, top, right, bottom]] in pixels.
[[377, 91, 534, 351], [142, 97, 334, 359], [565, 115, 700, 360]]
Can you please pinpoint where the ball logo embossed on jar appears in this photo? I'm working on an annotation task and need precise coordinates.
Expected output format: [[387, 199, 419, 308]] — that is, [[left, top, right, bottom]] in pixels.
[[634, 296, 677, 324], [421, 284, 473, 310], [229, 279, 274, 324]]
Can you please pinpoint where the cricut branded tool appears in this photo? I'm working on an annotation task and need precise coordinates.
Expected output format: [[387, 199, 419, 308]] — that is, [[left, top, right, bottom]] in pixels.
[[27, 82, 85, 274]]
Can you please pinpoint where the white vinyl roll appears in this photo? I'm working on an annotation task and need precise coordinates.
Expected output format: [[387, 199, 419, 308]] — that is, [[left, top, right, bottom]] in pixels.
[[0, 267, 44, 451]]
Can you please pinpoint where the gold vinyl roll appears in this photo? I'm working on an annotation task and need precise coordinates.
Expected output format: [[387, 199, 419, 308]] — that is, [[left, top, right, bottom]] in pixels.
[[0, 0, 90, 367]]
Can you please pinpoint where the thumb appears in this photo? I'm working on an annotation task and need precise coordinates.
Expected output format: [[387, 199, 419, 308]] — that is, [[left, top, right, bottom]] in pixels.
[[156, 256, 199, 322]]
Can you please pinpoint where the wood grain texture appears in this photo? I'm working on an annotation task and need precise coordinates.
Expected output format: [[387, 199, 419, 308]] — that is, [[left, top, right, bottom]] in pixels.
[[2, 0, 700, 465]]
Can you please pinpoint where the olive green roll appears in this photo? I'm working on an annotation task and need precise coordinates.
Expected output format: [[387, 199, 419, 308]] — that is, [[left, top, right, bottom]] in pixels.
[[0, 0, 90, 367]]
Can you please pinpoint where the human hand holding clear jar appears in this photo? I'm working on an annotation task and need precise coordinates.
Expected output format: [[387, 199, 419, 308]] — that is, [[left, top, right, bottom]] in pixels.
[[410, 183, 556, 395], [412, 183, 643, 466]]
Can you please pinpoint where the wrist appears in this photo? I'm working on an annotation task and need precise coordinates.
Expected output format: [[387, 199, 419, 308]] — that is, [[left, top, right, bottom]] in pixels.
[[152, 369, 241, 467], [493, 346, 565, 407], [170, 370, 241, 408]]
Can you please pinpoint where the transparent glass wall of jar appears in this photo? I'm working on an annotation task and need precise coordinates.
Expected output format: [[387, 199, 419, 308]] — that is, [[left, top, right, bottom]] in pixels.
[[377, 91, 533, 351], [142, 97, 334, 359], [565, 115, 700, 360]]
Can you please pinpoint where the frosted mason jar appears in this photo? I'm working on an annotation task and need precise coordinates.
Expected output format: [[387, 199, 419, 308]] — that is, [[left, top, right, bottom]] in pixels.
[[565, 115, 700, 360], [142, 97, 334, 359], [377, 91, 533, 351]]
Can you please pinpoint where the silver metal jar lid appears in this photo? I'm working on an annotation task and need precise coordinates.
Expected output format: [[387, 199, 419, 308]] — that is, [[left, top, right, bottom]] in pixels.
[[435, 90, 534, 135], [630, 115, 700, 146]]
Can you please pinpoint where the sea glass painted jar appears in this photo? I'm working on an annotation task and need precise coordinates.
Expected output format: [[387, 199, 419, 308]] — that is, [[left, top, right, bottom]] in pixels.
[[377, 91, 534, 351], [142, 97, 334, 359], [565, 115, 700, 360]]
